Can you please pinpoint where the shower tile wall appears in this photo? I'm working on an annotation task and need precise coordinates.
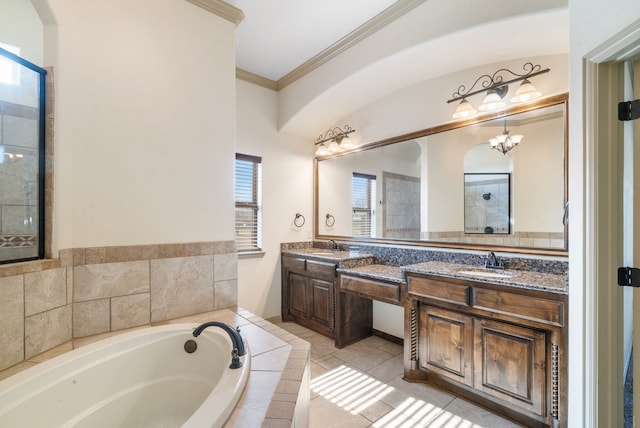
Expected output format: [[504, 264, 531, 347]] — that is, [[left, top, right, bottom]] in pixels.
[[0, 240, 238, 371], [0, 106, 40, 262], [383, 172, 420, 239]]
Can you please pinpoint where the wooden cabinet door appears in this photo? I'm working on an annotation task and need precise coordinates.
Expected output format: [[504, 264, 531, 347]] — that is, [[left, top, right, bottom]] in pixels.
[[288, 272, 309, 319], [310, 278, 334, 334], [419, 305, 474, 386], [474, 318, 546, 417]]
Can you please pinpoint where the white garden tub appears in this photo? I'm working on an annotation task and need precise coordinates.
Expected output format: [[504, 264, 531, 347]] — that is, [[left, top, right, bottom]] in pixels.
[[0, 323, 250, 427]]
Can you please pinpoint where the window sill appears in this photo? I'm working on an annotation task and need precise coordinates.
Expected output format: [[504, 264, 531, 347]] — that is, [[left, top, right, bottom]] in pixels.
[[238, 251, 266, 259]]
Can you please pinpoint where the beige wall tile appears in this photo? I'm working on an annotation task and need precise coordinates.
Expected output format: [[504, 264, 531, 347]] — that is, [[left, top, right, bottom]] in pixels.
[[104, 245, 158, 263], [59, 249, 73, 267], [66, 267, 73, 304], [25, 305, 72, 359], [73, 299, 110, 338], [215, 240, 237, 254], [0, 275, 24, 370], [111, 293, 150, 331], [24, 267, 67, 316], [85, 247, 106, 264], [214, 252, 237, 281], [150, 255, 214, 323], [158, 242, 215, 258], [74, 260, 149, 302], [215, 279, 238, 309]]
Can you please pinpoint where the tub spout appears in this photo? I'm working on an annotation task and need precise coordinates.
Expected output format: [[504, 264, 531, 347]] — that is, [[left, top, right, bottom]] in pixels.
[[192, 321, 246, 357]]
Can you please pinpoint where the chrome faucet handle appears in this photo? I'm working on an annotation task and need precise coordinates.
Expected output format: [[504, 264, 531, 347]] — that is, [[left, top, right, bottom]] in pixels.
[[230, 348, 242, 369], [485, 251, 504, 269]]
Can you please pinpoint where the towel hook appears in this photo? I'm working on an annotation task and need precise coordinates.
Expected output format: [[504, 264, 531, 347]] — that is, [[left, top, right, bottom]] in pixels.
[[325, 213, 335, 227], [294, 213, 305, 227]]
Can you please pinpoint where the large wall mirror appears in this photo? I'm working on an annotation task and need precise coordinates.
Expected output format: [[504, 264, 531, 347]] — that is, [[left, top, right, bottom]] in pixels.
[[315, 94, 568, 255]]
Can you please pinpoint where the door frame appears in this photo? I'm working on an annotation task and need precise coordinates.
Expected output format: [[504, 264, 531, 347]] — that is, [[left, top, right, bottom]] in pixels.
[[582, 20, 640, 427]]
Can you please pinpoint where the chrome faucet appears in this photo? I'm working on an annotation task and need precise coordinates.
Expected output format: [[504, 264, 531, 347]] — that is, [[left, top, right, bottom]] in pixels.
[[192, 321, 246, 368], [328, 240, 339, 251], [485, 251, 504, 269]]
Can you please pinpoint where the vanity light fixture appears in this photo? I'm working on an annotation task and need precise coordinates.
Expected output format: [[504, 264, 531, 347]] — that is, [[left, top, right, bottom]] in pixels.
[[447, 62, 549, 119], [489, 119, 523, 155], [315, 125, 356, 157]]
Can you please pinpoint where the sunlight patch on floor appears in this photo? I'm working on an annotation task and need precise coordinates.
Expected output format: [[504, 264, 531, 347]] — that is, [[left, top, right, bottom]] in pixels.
[[311, 365, 488, 427]]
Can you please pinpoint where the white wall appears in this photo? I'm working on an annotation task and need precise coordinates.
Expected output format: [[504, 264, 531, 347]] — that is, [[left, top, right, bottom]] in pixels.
[[0, 0, 43, 65], [236, 79, 313, 318], [44, 0, 237, 250]]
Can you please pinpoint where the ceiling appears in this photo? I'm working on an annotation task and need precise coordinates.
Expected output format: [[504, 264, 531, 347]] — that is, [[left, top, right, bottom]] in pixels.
[[225, 0, 569, 137], [225, 0, 401, 82]]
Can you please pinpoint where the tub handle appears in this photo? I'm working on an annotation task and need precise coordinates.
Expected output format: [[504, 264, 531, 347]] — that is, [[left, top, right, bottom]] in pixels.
[[230, 348, 243, 369]]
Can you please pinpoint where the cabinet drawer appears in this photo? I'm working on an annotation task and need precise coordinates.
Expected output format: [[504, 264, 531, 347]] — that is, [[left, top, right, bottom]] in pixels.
[[473, 287, 565, 327], [340, 275, 401, 305], [407, 276, 469, 306], [282, 256, 336, 280], [306, 259, 336, 281], [282, 256, 306, 273]]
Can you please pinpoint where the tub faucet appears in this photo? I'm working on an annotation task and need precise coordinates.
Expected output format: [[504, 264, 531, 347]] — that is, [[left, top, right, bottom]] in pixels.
[[485, 251, 504, 269], [192, 321, 247, 358]]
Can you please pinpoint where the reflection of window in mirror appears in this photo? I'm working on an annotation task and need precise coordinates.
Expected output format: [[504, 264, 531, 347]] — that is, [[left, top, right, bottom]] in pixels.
[[352, 172, 376, 237]]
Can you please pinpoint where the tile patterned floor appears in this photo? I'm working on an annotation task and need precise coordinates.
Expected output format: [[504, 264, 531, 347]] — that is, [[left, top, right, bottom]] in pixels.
[[268, 317, 523, 428]]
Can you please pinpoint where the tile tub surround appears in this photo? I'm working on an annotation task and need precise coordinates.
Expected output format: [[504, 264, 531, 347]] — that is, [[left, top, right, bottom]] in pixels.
[[0, 241, 238, 372], [0, 308, 312, 428]]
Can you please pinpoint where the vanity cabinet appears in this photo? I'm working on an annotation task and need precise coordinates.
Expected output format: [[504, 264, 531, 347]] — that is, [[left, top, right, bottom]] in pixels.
[[405, 273, 567, 428], [419, 305, 474, 387], [281, 255, 337, 337]]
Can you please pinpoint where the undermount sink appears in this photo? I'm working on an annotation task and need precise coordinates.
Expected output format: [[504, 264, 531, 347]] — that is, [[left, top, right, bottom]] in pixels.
[[457, 269, 516, 279]]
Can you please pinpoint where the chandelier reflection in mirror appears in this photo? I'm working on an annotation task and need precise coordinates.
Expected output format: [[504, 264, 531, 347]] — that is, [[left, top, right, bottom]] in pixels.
[[314, 125, 355, 157], [490, 119, 523, 155], [447, 62, 549, 119]]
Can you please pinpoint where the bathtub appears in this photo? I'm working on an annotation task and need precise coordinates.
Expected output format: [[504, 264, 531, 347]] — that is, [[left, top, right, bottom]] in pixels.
[[0, 323, 250, 427]]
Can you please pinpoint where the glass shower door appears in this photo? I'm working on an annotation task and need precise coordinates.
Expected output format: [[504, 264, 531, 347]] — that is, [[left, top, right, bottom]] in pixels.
[[0, 46, 46, 263]]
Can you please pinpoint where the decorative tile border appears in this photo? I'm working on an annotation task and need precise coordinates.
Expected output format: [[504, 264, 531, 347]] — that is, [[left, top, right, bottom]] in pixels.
[[0, 235, 37, 247]]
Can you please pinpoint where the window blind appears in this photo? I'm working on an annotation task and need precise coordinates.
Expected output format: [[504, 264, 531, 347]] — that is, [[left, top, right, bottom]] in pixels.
[[352, 173, 376, 237], [235, 154, 262, 252]]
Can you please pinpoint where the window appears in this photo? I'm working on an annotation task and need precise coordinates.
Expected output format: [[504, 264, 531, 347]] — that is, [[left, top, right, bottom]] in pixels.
[[352, 172, 376, 237], [235, 153, 262, 252], [0, 46, 46, 264]]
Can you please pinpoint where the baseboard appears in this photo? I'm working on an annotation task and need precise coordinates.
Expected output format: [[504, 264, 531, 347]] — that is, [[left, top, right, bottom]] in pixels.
[[372, 328, 403, 346]]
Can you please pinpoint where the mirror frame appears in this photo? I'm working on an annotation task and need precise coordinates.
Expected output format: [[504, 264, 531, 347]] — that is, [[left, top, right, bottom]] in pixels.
[[314, 93, 568, 256]]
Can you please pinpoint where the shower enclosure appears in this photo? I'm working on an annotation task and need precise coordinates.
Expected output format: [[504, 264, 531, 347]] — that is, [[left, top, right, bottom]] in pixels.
[[0, 46, 46, 263]]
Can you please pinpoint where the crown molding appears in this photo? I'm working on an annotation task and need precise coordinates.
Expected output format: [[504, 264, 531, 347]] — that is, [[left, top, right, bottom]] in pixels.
[[185, 0, 244, 25], [276, 0, 427, 89], [236, 68, 279, 91]]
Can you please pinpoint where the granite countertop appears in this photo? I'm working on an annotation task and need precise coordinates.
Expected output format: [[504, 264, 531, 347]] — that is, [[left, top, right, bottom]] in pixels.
[[281, 248, 374, 263], [402, 261, 568, 294], [282, 246, 568, 294], [337, 264, 405, 284]]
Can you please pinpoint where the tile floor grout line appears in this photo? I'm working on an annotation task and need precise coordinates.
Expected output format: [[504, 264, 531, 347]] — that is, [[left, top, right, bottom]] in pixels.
[[272, 318, 524, 427]]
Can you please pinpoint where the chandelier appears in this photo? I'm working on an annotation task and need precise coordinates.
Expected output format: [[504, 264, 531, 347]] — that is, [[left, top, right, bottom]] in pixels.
[[489, 120, 523, 155]]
